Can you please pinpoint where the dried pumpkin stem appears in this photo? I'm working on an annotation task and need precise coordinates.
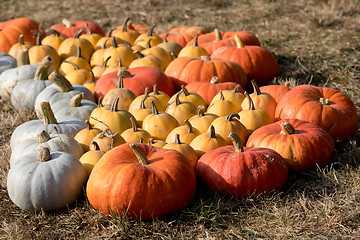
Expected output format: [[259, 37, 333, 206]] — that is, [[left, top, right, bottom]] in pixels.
[[233, 84, 241, 93], [147, 24, 156, 36], [214, 28, 222, 41], [226, 112, 240, 121], [181, 85, 190, 96], [234, 34, 245, 48], [111, 36, 118, 48], [74, 29, 84, 39], [130, 117, 139, 132], [150, 99, 159, 115], [174, 133, 182, 144], [48, 71, 73, 92], [84, 22, 91, 34], [193, 35, 199, 47], [184, 119, 193, 133], [210, 76, 219, 84], [319, 97, 330, 105], [110, 97, 120, 111], [37, 146, 51, 162], [138, 137, 144, 143], [70, 93, 84, 107], [63, 60, 79, 70], [175, 92, 182, 106], [118, 76, 124, 88], [201, 55, 210, 61], [122, 17, 131, 32], [118, 69, 134, 78], [146, 38, 152, 48], [34, 55, 53, 81], [129, 143, 149, 165], [41, 101, 58, 125], [16, 48, 30, 66], [245, 92, 255, 110], [251, 79, 261, 95], [280, 122, 296, 134], [37, 130, 51, 143], [209, 125, 216, 138], [62, 19, 73, 28], [153, 85, 159, 95], [228, 132, 244, 153], [197, 105, 205, 116]]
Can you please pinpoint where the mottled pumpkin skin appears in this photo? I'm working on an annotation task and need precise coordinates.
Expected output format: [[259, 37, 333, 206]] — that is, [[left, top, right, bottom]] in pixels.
[[275, 85, 358, 141], [196, 145, 288, 197], [246, 119, 335, 172], [86, 143, 196, 220]]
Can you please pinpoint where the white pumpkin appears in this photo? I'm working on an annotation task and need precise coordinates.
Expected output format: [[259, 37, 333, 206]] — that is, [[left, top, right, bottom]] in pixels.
[[10, 102, 86, 150], [34, 71, 95, 117], [10, 130, 84, 167], [0, 52, 17, 75], [7, 147, 87, 212], [10, 56, 53, 111], [51, 93, 97, 121]]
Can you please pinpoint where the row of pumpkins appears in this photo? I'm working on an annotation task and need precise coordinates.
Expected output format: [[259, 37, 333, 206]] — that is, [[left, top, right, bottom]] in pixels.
[[1, 17, 358, 221]]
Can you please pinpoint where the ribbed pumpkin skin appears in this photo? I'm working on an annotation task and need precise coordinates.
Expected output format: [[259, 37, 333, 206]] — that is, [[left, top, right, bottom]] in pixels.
[[196, 145, 288, 197], [159, 26, 207, 48], [86, 143, 196, 220], [50, 20, 105, 38], [165, 57, 248, 90], [211, 45, 278, 86], [259, 84, 291, 104], [246, 119, 335, 172], [94, 67, 175, 99], [275, 85, 358, 141]]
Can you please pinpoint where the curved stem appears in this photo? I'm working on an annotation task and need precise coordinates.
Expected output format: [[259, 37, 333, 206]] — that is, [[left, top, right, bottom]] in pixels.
[[70, 93, 84, 107], [36, 32, 42, 46], [174, 133, 182, 144], [193, 35, 199, 47], [147, 24, 156, 36], [209, 125, 216, 138], [181, 85, 190, 96], [122, 17, 131, 32], [184, 119, 193, 133], [164, 33, 169, 43], [234, 34, 245, 48], [118, 76, 124, 88], [245, 92, 255, 111], [130, 116, 139, 132], [226, 112, 240, 121], [75, 29, 84, 38], [175, 92, 182, 106], [150, 99, 159, 115], [251, 80, 261, 95], [228, 132, 244, 153], [153, 85, 159, 95], [34, 55, 53, 80], [146, 38, 152, 49], [111, 36, 118, 48], [48, 72, 73, 92], [63, 60, 79, 70], [110, 97, 120, 111], [41, 101, 58, 125], [233, 84, 241, 93], [197, 105, 205, 117], [118, 69, 134, 78], [84, 22, 91, 34], [46, 29, 60, 37], [129, 143, 149, 165]]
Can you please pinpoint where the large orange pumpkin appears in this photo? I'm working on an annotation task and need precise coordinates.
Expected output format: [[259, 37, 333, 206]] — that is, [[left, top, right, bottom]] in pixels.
[[50, 19, 105, 38], [275, 85, 358, 141], [86, 143, 196, 220]]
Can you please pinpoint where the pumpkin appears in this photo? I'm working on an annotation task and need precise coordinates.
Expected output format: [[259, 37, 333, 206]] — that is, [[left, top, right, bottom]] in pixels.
[[102, 37, 137, 67], [147, 138, 167, 148], [141, 39, 173, 71], [190, 125, 228, 157], [8, 34, 33, 58], [128, 87, 165, 112], [188, 105, 218, 133], [63, 60, 92, 85], [165, 119, 201, 145], [165, 56, 248, 91], [79, 148, 106, 178], [129, 51, 163, 72], [111, 18, 138, 45], [90, 128, 126, 152], [91, 56, 111, 80], [210, 112, 248, 145], [34, 71, 95, 117], [133, 25, 163, 48], [142, 100, 179, 141], [222, 30, 261, 46], [79, 22, 103, 49], [240, 80, 277, 121], [102, 76, 136, 111], [0, 52, 16, 75], [7, 147, 86, 212], [211, 84, 245, 106], [57, 29, 94, 62], [10, 130, 83, 167], [196, 132, 288, 197], [211, 35, 278, 86], [157, 33, 183, 58], [259, 81, 292, 104], [10, 101, 86, 150], [185, 76, 239, 105], [10, 55, 53, 111], [148, 85, 170, 107], [177, 35, 209, 58], [50, 19, 105, 38], [88, 97, 134, 135], [41, 29, 66, 51], [167, 85, 207, 110], [113, 20, 148, 36], [128, 94, 153, 128], [51, 93, 97, 121], [74, 121, 102, 152], [159, 26, 207, 48], [275, 84, 358, 141], [94, 67, 175, 99], [86, 143, 196, 220], [206, 91, 239, 117], [121, 117, 151, 143], [163, 133, 198, 168], [101, 58, 129, 76], [165, 92, 198, 126], [247, 119, 335, 172], [58, 46, 91, 76], [91, 40, 110, 67]]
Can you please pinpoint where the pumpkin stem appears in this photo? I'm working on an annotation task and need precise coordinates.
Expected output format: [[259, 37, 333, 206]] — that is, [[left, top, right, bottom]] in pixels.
[[153, 85, 159, 95], [251, 80, 261, 95], [16, 48, 30, 66], [219, 90, 225, 100], [89, 141, 101, 151], [245, 92, 255, 110], [37, 130, 51, 143], [18, 34, 25, 45], [234, 35, 245, 48], [70, 93, 84, 107], [148, 138, 154, 146], [134, 50, 145, 59], [181, 85, 190, 96], [63, 60, 79, 70], [193, 35, 199, 47], [280, 122, 296, 135], [214, 28, 222, 41], [139, 94, 147, 109], [138, 137, 144, 143], [97, 96, 104, 107], [209, 125, 216, 138], [48, 71, 74, 92], [118, 69, 134, 78], [174, 133, 182, 144], [228, 132, 244, 153], [319, 97, 330, 105], [117, 76, 124, 88], [37, 146, 51, 162], [74, 29, 84, 39], [41, 101, 58, 125], [146, 38, 152, 49], [33, 55, 53, 81], [122, 17, 131, 32], [184, 119, 193, 133], [210, 76, 219, 84], [147, 24, 156, 36], [111, 36, 118, 48], [284, 81, 291, 87], [36, 32, 42, 46], [226, 112, 240, 121], [62, 19, 73, 28], [75, 46, 84, 59], [129, 143, 149, 165], [175, 92, 182, 106], [164, 33, 169, 43], [150, 99, 159, 115], [102, 56, 111, 67], [130, 116, 139, 132], [201, 55, 210, 61], [84, 22, 91, 34], [85, 120, 92, 130], [233, 84, 241, 93], [110, 97, 120, 111], [197, 105, 205, 116], [46, 29, 60, 37]]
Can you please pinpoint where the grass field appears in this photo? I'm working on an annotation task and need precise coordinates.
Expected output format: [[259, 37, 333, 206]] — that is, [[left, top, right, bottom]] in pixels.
[[0, 0, 360, 239]]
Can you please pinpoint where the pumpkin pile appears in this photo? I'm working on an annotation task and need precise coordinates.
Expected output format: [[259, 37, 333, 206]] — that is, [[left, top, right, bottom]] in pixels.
[[1, 17, 358, 221]]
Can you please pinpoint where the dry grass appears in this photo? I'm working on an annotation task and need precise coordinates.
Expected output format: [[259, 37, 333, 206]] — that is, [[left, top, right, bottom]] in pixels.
[[1, 0, 360, 239]]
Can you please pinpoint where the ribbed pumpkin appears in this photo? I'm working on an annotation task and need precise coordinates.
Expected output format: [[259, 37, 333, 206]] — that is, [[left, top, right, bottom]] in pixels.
[[207, 91, 239, 117], [133, 25, 162, 48], [102, 76, 136, 111], [111, 18, 138, 45], [79, 22, 103, 49], [157, 33, 183, 58], [58, 47, 91, 76], [90, 128, 126, 152], [165, 92, 197, 126], [41, 29, 66, 51], [94, 67, 175, 99], [166, 119, 201, 145], [211, 35, 278, 86], [159, 26, 207, 48], [168, 86, 207, 110], [8, 34, 33, 58], [129, 94, 153, 128], [211, 84, 245, 106], [102, 37, 137, 67], [63, 60, 92, 85], [128, 87, 165, 112], [79, 147, 106, 178], [50, 19, 105, 38], [121, 117, 151, 143], [165, 56, 248, 91], [148, 85, 170, 107], [247, 119, 335, 172], [141, 39, 173, 71], [275, 84, 358, 141], [86, 143, 196, 220], [74, 121, 102, 152], [259, 82, 292, 104], [196, 132, 288, 197], [177, 35, 209, 58], [188, 105, 218, 133], [129, 51, 163, 72]]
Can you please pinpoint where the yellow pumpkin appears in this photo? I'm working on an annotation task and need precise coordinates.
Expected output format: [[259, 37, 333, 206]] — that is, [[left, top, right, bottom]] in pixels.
[[120, 117, 151, 143], [190, 125, 227, 157], [165, 119, 201, 144], [74, 120, 102, 152]]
